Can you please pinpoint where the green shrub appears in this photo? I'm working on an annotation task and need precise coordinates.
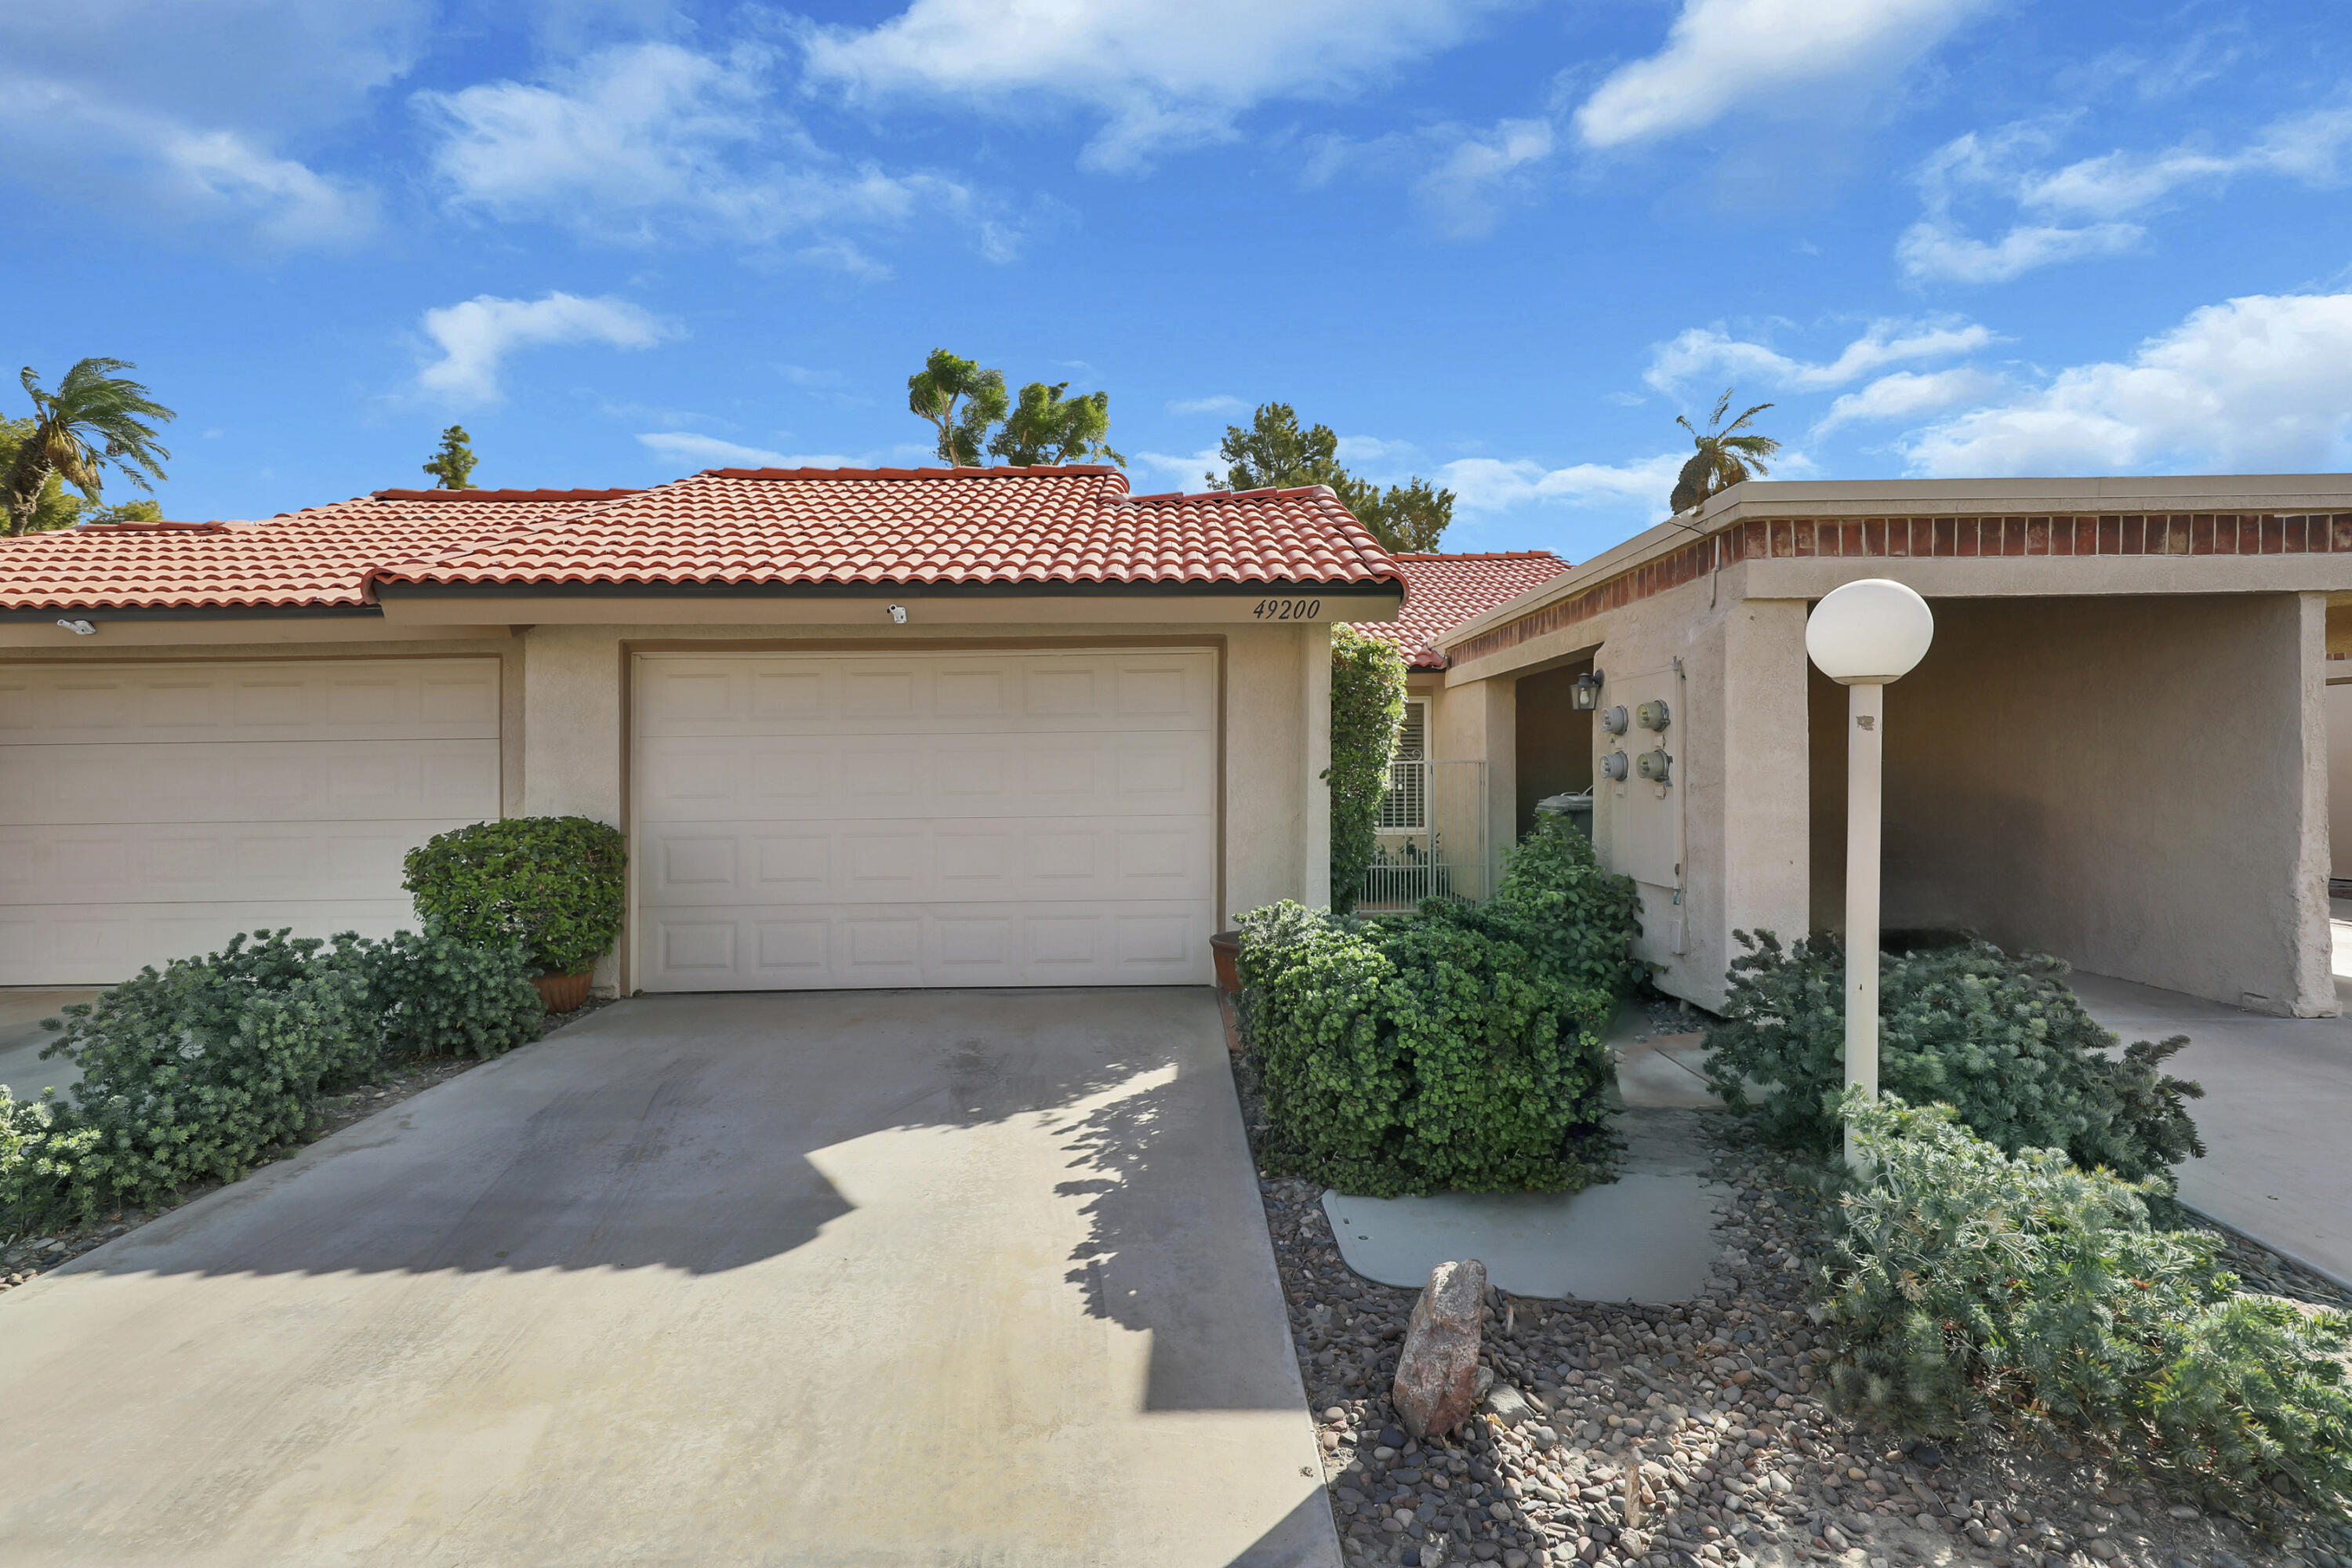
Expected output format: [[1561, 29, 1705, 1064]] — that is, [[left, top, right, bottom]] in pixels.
[[1821, 1092, 2352, 1523], [0, 1087, 100, 1235], [404, 815, 626, 976], [1236, 898, 1616, 1197], [366, 926, 544, 1059], [1493, 813, 1642, 996], [29, 929, 379, 1224], [1327, 625, 1407, 917], [1704, 931, 2203, 1183]]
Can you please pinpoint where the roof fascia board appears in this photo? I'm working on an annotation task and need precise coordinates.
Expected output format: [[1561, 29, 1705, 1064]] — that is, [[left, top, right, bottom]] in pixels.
[[372, 578, 1400, 601], [378, 591, 1404, 627], [1691, 474, 2352, 523]]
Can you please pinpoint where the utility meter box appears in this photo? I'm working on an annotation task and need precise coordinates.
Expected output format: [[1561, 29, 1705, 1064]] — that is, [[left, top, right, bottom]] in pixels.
[[1600, 669, 1679, 888]]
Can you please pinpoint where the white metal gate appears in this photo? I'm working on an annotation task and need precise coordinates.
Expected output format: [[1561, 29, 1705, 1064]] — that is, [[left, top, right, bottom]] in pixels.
[[1360, 758, 1489, 909]]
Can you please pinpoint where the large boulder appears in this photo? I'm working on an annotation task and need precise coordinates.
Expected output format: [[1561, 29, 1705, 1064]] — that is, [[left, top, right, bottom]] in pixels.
[[1391, 1259, 1486, 1439]]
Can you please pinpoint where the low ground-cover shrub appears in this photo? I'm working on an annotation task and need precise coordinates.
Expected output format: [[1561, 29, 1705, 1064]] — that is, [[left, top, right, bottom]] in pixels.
[[1704, 931, 2203, 1183], [368, 927, 543, 1059], [1820, 1092, 2352, 1523], [1237, 898, 1617, 1198], [2, 926, 548, 1233], [404, 815, 626, 977]]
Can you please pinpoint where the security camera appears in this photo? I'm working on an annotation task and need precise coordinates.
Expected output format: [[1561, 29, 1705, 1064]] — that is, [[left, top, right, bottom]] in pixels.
[[56, 619, 96, 637], [887, 604, 908, 625]]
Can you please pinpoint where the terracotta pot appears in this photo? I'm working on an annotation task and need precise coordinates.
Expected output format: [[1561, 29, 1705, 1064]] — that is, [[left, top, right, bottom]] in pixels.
[[1208, 931, 1243, 993], [532, 971, 592, 1014]]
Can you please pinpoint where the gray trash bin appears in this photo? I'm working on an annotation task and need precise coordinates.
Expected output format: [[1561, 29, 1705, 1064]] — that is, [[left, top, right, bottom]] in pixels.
[[1534, 789, 1593, 840]]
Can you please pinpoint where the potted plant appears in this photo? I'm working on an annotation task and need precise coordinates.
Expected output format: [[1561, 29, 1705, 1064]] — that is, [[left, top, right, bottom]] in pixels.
[[402, 816, 627, 1012]]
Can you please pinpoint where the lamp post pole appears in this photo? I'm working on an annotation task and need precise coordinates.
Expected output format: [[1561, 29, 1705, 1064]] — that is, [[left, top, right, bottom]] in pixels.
[[1804, 578, 1934, 1174], [1843, 679, 1885, 1170]]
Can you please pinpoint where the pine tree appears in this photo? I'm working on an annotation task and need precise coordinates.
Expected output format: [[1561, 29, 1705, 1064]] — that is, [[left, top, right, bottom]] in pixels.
[[422, 426, 479, 490]]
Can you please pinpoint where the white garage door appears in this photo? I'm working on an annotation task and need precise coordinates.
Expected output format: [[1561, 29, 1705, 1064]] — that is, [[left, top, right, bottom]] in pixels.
[[0, 658, 503, 985], [633, 648, 1218, 991]]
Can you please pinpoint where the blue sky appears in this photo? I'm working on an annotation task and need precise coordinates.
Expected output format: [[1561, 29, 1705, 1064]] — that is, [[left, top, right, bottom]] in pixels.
[[6, 0, 2352, 561]]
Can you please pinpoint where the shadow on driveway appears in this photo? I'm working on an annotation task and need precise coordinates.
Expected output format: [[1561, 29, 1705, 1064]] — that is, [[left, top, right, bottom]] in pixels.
[[1, 988, 1338, 1567]]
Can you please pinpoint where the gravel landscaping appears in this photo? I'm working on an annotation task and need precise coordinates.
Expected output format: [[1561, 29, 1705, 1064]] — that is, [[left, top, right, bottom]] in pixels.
[[1249, 1101, 2352, 1568], [0, 993, 612, 1294]]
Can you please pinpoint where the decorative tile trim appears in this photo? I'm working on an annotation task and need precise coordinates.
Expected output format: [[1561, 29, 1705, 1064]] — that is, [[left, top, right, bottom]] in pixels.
[[1446, 513, 2352, 668]]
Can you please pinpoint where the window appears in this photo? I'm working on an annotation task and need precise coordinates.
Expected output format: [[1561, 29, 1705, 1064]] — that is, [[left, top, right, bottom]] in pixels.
[[1378, 699, 1428, 830]]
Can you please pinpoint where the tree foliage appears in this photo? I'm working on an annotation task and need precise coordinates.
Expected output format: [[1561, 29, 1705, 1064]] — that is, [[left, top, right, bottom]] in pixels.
[[1823, 1092, 2352, 1524], [1208, 401, 1454, 553], [1704, 931, 2205, 1184], [3, 359, 175, 536], [907, 348, 1010, 466], [1326, 625, 1407, 916], [421, 425, 479, 489], [906, 347, 1124, 467], [1669, 388, 1780, 514]]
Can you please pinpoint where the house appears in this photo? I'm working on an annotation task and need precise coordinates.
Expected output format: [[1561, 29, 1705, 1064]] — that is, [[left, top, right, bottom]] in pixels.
[[1419, 475, 2352, 1018], [0, 466, 1401, 993]]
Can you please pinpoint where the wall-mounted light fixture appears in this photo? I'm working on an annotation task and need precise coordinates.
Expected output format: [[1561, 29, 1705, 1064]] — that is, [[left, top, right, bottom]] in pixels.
[[1599, 705, 1630, 736], [1571, 670, 1604, 711]]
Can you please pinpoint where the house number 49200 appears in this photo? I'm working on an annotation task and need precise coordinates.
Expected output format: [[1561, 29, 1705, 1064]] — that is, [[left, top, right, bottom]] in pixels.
[[1251, 598, 1323, 620]]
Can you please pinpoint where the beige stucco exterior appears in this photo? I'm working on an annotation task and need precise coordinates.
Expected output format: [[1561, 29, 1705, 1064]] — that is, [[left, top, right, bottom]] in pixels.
[[1425, 475, 2352, 1017], [1, 608, 1342, 994]]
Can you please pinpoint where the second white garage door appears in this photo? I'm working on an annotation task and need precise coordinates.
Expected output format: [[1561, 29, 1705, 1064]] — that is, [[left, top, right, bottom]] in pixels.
[[633, 648, 1218, 991]]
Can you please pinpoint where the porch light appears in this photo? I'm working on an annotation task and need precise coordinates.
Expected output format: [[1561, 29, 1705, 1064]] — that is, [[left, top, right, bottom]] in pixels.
[[1806, 578, 1935, 1169], [1572, 670, 1604, 711]]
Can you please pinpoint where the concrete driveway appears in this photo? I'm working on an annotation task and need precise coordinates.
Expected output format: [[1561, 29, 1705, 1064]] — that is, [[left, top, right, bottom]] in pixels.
[[0, 989, 1337, 1568]]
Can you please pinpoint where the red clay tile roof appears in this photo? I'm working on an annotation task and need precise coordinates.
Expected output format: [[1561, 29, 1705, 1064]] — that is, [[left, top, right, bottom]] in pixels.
[[0, 468, 1397, 612], [371, 466, 1398, 591], [1350, 550, 1570, 669], [0, 491, 620, 612]]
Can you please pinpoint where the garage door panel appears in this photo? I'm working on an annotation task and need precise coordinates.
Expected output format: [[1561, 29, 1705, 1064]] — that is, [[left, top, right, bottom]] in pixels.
[[634, 648, 1216, 990], [633, 652, 1215, 738], [0, 739, 500, 824], [0, 658, 501, 985], [637, 900, 1214, 990], [0, 898, 423, 986], [0, 659, 499, 744], [637, 815, 1213, 906]]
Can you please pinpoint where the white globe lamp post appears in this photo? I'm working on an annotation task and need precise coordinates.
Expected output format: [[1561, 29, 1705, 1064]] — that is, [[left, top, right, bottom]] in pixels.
[[1805, 579, 1936, 1167]]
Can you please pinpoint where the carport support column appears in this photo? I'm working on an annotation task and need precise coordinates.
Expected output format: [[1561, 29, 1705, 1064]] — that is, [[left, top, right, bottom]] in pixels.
[[1304, 623, 1331, 908]]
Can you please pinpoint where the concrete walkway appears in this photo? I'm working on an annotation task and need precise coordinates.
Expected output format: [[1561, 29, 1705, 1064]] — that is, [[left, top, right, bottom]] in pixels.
[[0, 989, 1337, 1568], [2074, 968, 2352, 1291], [0, 988, 99, 1100]]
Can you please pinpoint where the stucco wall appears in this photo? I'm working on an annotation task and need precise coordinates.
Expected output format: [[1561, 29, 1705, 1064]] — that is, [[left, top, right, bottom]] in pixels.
[[2328, 675, 2352, 879], [512, 621, 1323, 989], [1813, 593, 2332, 1015]]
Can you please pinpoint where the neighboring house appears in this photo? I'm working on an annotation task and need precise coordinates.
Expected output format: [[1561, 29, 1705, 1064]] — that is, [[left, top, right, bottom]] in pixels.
[[1346, 551, 1573, 906], [1423, 475, 2352, 1018], [0, 466, 1401, 992]]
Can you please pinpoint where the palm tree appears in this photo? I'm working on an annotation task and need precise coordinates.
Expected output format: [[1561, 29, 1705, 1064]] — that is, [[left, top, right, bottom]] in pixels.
[[1670, 389, 1780, 515], [3, 359, 175, 536]]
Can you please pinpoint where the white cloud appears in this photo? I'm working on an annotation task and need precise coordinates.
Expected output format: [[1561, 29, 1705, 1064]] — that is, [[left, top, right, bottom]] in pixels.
[[1812, 367, 2005, 434], [0, 76, 375, 245], [1900, 290, 2352, 476], [1573, 0, 1991, 150], [417, 292, 676, 405], [1901, 106, 2352, 284], [635, 432, 876, 469], [798, 0, 1500, 172], [1646, 318, 1996, 394], [1439, 453, 1684, 514], [419, 42, 1016, 256], [1166, 395, 1246, 416]]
